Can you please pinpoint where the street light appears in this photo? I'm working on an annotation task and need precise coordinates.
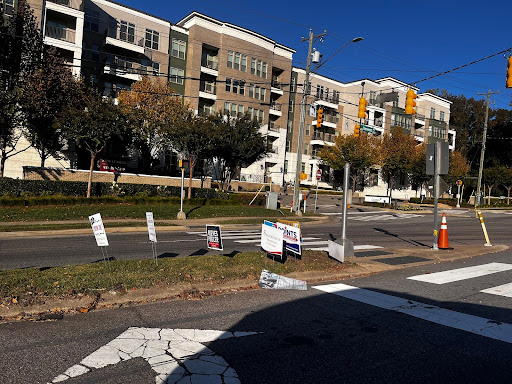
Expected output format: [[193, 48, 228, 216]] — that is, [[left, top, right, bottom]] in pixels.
[[291, 35, 364, 215]]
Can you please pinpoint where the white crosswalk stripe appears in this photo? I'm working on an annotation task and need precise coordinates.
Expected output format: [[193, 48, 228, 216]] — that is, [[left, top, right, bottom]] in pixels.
[[321, 213, 424, 221], [408, 262, 512, 299]]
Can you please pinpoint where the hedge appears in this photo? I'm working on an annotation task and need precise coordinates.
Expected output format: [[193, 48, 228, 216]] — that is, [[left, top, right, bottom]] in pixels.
[[0, 178, 228, 199]]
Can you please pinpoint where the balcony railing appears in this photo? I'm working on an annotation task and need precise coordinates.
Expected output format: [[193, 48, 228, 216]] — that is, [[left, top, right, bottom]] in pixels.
[[313, 131, 335, 142], [106, 27, 145, 48], [105, 57, 155, 76], [271, 81, 283, 89], [201, 58, 219, 71], [268, 124, 280, 132], [269, 102, 281, 111], [47, 0, 84, 11], [267, 146, 278, 154], [199, 81, 216, 95], [315, 93, 340, 104], [45, 25, 76, 43]]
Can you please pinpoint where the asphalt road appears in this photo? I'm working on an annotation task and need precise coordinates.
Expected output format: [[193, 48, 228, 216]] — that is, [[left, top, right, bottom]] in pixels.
[[2, 250, 512, 383], [0, 207, 510, 270]]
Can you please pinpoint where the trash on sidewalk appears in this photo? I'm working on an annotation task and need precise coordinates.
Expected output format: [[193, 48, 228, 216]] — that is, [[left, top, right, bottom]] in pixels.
[[258, 269, 307, 290]]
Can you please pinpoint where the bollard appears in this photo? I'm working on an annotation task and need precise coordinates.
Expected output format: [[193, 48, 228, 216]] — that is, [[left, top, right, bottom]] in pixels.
[[477, 211, 492, 247]]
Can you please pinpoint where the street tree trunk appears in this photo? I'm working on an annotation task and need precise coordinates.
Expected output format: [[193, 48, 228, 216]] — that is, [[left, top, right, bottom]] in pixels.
[[87, 153, 95, 198]]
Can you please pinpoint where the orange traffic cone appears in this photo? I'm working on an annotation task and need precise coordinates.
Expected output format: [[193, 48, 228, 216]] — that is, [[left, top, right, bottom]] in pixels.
[[438, 212, 450, 249]]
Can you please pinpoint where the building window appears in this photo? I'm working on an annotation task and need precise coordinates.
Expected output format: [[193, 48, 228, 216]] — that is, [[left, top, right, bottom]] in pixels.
[[257, 60, 262, 77], [232, 80, 238, 94], [254, 86, 260, 100], [260, 88, 266, 102], [238, 105, 244, 118], [227, 51, 234, 68], [172, 39, 186, 59], [301, 162, 305, 173], [84, 9, 99, 31], [234, 52, 241, 70], [224, 102, 230, 114], [249, 84, 254, 98], [152, 62, 160, 76], [145, 29, 159, 50], [262, 63, 267, 79], [430, 107, 436, 120], [304, 143, 309, 155], [169, 67, 184, 84], [251, 58, 256, 75], [440, 111, 445, 122], [91, 44, 100, 62], [284, 160, 288, 174], [239, 81, 245, 96], [286, 140, 291, 152], [289, 100, 294, 113], [119, 20, 135, 44], [287, 120, 293, 133], [225, 78, 231, 92], [305, 125, 310, 135], [231, 103, 237, 116], [290, 77, 296, 93], [241, 55, 247, 72], [258, 110, 264, 123], [248, 107, 253, 119]]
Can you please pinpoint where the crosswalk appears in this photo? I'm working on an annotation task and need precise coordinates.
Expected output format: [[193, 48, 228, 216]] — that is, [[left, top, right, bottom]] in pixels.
[[321, 212, 424, 221], [408, 262, 512, 298], [186, 229, 382, 252]]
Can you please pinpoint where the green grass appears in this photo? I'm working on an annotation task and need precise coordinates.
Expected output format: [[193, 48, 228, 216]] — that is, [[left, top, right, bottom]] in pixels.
[[0, 250, 349, 308], [0, 204, 301, 222]]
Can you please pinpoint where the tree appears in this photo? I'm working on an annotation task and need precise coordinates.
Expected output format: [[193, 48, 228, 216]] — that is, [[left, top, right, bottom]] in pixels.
[[0, 0, 45, 176], [160, 111, 215, 199], [318, 131, 380, 191], [209, 113, 268, 190], [445, 150, 470, 187], [484, 166, 504, 205], [502, 167, 512, 205], [409, 143, 430, 198], [57, 91, 129, 197], [380, 127, 418, 199], [22, 47, 82, 167], [117, 76, 187, 173]]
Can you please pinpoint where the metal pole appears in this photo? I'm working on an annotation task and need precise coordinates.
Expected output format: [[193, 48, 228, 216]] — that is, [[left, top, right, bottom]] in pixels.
[[475, 90, 498, 207], [180, 168, 184, 213], [341, 163, 350, 241], [314, 178, 319, 213], [292, 29, 314, 215], [433, 142, 440, 250], [456, 184, 461, 208]]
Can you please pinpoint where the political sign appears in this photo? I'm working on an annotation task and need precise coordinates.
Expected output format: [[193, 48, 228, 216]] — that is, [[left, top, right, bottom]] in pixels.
[[261, 224, 283, 256], [89, 213, 108, 247], [265, 220, 302, 256], [146, 212, 157, 243], [206, 225, 223, 251]]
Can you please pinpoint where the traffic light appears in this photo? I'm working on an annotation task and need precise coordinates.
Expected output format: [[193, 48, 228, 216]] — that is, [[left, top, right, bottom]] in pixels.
[[354, 123, 360, 138], [405, 88, 417, 114], [357, 97, 368, 118], [316, 107, 324, 128], [507, 56, 512, 88]]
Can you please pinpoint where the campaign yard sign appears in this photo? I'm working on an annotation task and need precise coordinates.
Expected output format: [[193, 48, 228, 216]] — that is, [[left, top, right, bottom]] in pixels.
[[89, 213, 108, 247], [146, 212, 157, 243], [206, 225, 223, 251], [261, 224, 284, 256], [264, 220, 302, 256]]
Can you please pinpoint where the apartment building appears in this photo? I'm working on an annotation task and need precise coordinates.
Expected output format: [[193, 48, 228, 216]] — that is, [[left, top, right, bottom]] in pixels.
[[175, 12, 295, 186], [288, 70, 454, 197]]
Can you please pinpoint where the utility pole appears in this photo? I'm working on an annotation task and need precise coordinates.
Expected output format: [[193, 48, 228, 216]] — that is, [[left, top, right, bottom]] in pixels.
[[475, 90, 499, 207], [292, 29, 326, 215]]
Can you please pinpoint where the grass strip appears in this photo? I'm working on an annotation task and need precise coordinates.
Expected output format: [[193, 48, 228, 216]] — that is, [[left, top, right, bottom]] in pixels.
[[0, 204, 301, 222], [1, 250, 349, 307]]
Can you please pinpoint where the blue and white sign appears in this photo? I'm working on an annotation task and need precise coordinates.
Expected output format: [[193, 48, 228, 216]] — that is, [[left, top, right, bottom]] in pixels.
[[264, 220, 302, 256]]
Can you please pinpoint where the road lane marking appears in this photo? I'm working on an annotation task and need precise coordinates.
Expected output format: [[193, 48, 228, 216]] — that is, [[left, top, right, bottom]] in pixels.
[[481, 282, 512, 298], [407, 263, 512, 284], [307, 245, 383, 252], [313, 283, 512, 344]]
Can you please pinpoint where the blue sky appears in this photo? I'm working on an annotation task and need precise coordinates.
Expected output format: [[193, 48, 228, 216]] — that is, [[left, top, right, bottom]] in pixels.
[[120, 0, 512, 110]]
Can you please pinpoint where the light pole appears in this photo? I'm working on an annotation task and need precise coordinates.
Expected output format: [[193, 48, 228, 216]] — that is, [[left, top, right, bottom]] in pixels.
[[291, 34, 363, 214]]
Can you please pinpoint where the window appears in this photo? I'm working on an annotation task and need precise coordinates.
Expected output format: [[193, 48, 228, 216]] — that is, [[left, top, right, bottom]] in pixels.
[[316, 85, 324, 98], [172, 39, 186, 59], [169, 67, 184, 84], [241, 55, 247, 72], [260, 88, 266, 102], [304, 143, 309, 155], [287, 120, 293, 133], [301, 163, 305, 173], [290, 77, 296, 93], [234, 52, 241, 70], [440, 111, 445, 122], [251, 58, 256, 75], [238, 105, 244, 118], [239, 81, 245, 96], [248, 107, 253, 119], [225, 78, 231, 92], [333, 90, 340, 103], [152, 62, 160, 76], [305, 125, 310, 135], [145, 29, 159, 50], [91, 44, 100, 62], [254, 86, 260, 100], [286, 140, 291, 152], [262, 63, 267, 78], [257, 60, 262, 77], [119, 21, 135, 44], [84, 9, 99, 31], [430, 107, 436, 120], [289, 100, 294, 113], [224, 102, 230, 114], [258, 110, 264, 123], [249, 84, 254, 98], [231, 103, 237, 116], [227, 51, 234, 68], [284, 160, 288, 174], [232, 80, 238, 94]]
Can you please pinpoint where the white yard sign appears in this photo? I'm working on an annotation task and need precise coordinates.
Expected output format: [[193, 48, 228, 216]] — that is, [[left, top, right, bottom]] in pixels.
[[89, 213, 108, 247], [261, 224, 284, 256], [146, 212, 157, 243]]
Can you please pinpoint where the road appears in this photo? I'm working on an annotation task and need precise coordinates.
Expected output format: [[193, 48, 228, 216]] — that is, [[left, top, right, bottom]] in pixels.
[[1, 205, 510, 270], [2, 250, 512, 383]]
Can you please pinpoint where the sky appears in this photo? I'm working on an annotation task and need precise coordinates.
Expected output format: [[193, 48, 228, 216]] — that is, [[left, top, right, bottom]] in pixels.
[[119, 0, 512, 110]]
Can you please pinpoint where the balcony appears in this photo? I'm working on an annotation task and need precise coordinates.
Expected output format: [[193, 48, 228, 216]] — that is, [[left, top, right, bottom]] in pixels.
[[105, 27, 145, 55], [47, 0, 84, 11], [103, 58, 154, 81], [315, 93, 339, 109], [45, 24, 76, 43], [271, 80, 284, 96], [269, 102, 282, 117], [201, 58, 218, 71], [312, 131, 335, 143], [199, 81, 217, 100]]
